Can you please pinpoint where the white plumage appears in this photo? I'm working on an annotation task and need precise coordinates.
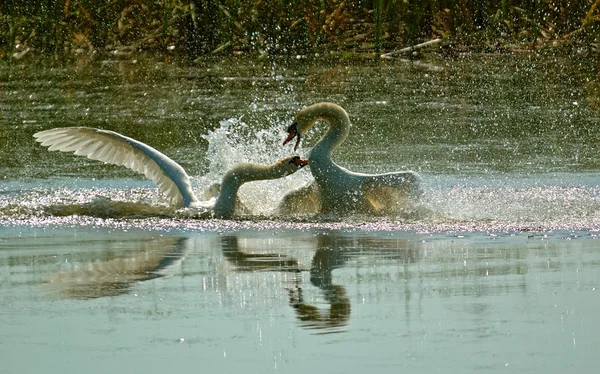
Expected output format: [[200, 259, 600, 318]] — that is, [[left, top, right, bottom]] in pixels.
[[34, 127, 196, 208], [34, 127, 309, 219], [283, 102, 423, 214]]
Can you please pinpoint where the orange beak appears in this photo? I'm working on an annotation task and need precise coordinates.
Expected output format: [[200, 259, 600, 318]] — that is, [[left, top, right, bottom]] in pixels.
[[283, 131, 302, 151], [283, 122, 302, 151], [283, 131, 297, 146], [288, 156, 309, 168], [296, 158, 309, 167]]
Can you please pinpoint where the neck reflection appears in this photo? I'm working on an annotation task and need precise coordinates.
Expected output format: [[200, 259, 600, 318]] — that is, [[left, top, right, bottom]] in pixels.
[[218, 234, 420, 332], [288, 238, 351, 331]]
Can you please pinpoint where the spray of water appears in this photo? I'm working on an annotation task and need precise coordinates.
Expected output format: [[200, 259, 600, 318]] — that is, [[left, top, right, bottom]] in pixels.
[[3, 116, 600, 231], [197, 117, 314, 214], [421, 174, 600, 229]]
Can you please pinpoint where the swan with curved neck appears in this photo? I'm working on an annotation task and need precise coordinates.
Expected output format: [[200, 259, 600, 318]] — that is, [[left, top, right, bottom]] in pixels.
[[34, 127, 308, 219], [283, 102, 422, 214], [210, 156, 308, 218]]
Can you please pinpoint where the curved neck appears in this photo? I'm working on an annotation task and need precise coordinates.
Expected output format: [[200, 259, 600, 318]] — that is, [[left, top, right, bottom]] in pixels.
[[212, 163, 292, 218], [299, 103, 350, 157]]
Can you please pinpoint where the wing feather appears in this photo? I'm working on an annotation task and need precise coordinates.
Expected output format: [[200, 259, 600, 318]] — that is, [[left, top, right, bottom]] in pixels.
[[46, 136, 78, 151], [56, 139, 95, 153], [34, 127, 198, 208], [74, 141, 103, 156]]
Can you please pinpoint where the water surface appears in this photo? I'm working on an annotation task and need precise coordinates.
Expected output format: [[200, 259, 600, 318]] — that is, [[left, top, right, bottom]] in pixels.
[[1, 55, 600, 373], [2, 227, 599, 373]]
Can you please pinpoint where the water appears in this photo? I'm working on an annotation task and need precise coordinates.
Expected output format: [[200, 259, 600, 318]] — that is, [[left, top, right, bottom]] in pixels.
[[1, 55, 600, 373], [2, 227, 599, 373]]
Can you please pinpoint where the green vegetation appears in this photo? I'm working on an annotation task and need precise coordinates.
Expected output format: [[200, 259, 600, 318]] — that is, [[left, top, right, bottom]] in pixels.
[[1, 0, 598, 61]]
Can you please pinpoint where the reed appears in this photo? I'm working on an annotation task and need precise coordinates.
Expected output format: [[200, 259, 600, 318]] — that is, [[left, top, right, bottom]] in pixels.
[[374, 0, 383, 58], [0, 0, 596, 61]]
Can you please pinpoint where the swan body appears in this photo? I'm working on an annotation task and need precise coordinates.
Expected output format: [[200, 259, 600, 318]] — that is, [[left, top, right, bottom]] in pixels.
[[283, 102, 422, 214], [277, 181, 321, 215], [34, 127, 308, 219]]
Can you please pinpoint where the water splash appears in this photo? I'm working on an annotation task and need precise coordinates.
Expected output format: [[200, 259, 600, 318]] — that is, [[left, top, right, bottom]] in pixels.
[[421, 173, 600, 229], [3, 116, 600, 232], [0, 116, 314, 221], [197, 117, 314, 214]]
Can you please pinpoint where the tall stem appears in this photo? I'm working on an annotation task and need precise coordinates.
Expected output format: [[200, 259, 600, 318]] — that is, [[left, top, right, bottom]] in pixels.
[[375, 0, 383, 60]]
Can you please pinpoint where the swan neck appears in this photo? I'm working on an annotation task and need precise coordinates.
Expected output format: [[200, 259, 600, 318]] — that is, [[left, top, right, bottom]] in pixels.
[[212, 171, 243, 218], [320, 116, 349, 154], [212, 163, 291, 218], [302, 103, 350, 155]]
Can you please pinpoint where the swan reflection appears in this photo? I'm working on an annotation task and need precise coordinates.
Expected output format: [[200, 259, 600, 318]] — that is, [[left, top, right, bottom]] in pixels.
[[287, 236, 352, 332], [43, 231, 420, 335], [218, 235, 349, 331], [220, 236, 301, 272], [43, 236, 188, 299], [219, 234, 420, 333]]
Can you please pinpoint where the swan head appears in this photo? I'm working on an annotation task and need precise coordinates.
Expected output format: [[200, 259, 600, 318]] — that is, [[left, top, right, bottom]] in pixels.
[[276, 155, 309, 175], [283, 102, 350, 151], [283, 104, 325, 151], [283, 121, 302, 151]]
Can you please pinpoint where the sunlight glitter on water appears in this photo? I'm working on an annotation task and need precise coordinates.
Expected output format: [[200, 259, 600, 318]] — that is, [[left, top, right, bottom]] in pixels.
[[4, 171, 600, 234], [5, 117, 600, 233], [3, 55, 600, 374]]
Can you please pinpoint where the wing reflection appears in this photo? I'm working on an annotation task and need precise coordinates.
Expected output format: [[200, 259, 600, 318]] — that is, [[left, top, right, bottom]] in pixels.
[[43, 236, 188, 299]]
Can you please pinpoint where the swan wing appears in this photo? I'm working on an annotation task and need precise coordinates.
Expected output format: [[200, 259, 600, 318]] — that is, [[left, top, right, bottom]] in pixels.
[[34, 127, 197, 208], [277, 182, 321, 214], [361, 171, 423, 195], [361, 171, 423, 212]]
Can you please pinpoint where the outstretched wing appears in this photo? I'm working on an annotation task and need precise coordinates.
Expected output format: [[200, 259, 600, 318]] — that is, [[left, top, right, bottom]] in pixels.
[[33, 127, 198, 208]]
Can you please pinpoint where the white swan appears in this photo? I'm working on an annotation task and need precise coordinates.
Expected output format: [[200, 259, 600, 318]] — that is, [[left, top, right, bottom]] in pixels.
[[282, 102, 422, 214], [34, 127, 308, 219]]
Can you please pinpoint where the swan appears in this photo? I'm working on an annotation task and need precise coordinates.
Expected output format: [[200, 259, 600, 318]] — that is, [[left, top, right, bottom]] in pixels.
[[282, 102, 422, 214], [33, 127, 308, 219]]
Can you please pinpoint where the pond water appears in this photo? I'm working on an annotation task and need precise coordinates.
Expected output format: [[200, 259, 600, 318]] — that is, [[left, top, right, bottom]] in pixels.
[[1, 54, 600, 373]]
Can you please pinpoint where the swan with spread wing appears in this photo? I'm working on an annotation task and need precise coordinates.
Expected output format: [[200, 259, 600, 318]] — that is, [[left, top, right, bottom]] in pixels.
[[34, 127, 308, 219], [282, 102, 422, 214]]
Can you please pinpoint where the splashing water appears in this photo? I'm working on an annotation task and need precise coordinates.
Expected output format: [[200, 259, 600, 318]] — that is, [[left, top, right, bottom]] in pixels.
[[2, 109, 600, 231], [3, 115, 600, 232], [197, 117, 314, 215], [420, 173, 600, 230], [0, 116, 316, 222]]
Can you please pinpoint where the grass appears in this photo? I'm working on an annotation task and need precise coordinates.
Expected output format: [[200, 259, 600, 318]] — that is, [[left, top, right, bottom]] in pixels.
[[0, 0, 598, 61]]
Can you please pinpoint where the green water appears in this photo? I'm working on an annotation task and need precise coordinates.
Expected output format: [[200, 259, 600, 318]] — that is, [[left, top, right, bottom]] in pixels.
[[1, 55, 600, 373], [2, 227, 599, 373], [2, 55, 599, 180]]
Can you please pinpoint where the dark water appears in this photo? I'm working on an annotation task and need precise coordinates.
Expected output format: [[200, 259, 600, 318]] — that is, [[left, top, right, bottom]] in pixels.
[[2, 55, 599, 179], [2, 55, 600, 229], [1, 55, 600, 373]]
